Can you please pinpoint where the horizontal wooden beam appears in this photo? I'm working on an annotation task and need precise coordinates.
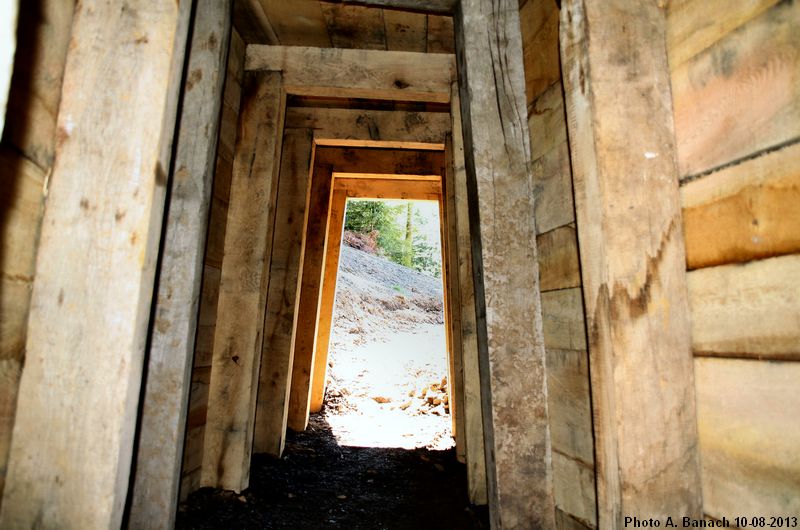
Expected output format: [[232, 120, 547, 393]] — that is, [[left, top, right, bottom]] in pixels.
[[285, 107, 451, 144], [681, 142, 800, 270], [318, 0, 457, 15], [334, 177, 441, 200], [246, 45, 455, 103], [315, 138, 445, 150], [687, 254, 800, 361], [315, 146, 444, 175], [333, 172, 440, 181]]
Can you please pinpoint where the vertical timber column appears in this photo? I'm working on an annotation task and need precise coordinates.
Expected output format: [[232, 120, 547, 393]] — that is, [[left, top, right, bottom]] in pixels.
[[0, 1, 192, 528], [201, 71, 285, 493], [454, 0, 556, 527], [254, 128, 314, 456], [560, 0, 702, 526], [442, 143, 467, 463], [287, 161, 334, 430], [128, 1, 231, 527], [450, 84, 487, 506], [309, 188, 347, 412]]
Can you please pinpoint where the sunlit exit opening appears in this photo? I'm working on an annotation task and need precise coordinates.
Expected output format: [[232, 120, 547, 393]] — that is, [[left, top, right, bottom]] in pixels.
[[322, 198, 453, 450]]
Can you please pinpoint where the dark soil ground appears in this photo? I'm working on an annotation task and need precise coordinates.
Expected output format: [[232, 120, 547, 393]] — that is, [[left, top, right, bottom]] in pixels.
[[176, 413, 489, 530]]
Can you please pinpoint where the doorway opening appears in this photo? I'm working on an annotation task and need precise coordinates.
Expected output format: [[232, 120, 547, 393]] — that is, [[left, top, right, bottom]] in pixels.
[[323, 198, 453, 450]]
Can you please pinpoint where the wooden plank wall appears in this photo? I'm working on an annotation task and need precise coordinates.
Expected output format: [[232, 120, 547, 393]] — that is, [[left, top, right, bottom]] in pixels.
[[667, 0, 800, 519], [179, 28, 245, 501], [518, 1, 596, 527], [0, 0, 74, 502]]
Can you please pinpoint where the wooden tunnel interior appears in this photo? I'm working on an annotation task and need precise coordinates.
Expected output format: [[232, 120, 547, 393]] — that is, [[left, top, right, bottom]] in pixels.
[[0, 0, 798, 529]]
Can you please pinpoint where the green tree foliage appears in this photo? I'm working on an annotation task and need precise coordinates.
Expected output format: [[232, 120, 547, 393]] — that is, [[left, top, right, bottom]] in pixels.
[[344, 199, 441, 277]]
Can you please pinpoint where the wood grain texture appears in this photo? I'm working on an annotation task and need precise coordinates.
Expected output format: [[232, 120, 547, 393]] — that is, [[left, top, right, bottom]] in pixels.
[[384, 9, 427, 52], [0, 1, 191, 526], [287, 163, 335, 431], [129, 2, 232, 526], [519, 0, 560, 105], [545, 348, 594, 471], [537, 225, 581, 292], [561, 0, 701, 525], [443, 137, 466, 463], [687, 254, 800, 360], [262, 0, 331, 47], [455, 0, 556, 526], [532, 139, 574, 235], [450, 85, 487, 506], [309, 189, 348, 412], [681, 142, 800, 270], [540, 289, 587, 352], [334, 177, 441, 200], [552, 451, 597, 528], [528, 80, 569, 163], [321, 3, 387, 50], [201, 71, 285, 493], [671, 0, 800, 177], [246, 45, 455, 103], [666, 0, 779, 70], [426, 14, 455, 54], [694, 357, 800, 518], [254, 129, 314, 456], [314, 146, 444, 175], [285, 107, 450, 143]]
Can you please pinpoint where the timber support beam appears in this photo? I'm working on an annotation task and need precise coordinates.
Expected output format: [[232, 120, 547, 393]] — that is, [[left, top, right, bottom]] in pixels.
[[454, 0, 556, 526], [560, 0, 703, 525]]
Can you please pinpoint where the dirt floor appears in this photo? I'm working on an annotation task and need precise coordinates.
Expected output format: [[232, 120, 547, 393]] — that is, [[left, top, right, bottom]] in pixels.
[[177, 245, 488, 529], [176, 413, 488, 529]]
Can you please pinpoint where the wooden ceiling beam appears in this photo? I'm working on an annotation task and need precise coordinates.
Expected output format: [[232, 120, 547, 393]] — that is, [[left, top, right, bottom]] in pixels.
[[246, 45, 455, 102], [319, 0, 458, 15], [285, 107, 451, 144], [314, 146, 445, 174]]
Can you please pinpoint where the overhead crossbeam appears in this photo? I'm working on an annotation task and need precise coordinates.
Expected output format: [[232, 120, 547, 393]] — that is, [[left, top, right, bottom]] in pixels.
[[246, 45, 455, 103]]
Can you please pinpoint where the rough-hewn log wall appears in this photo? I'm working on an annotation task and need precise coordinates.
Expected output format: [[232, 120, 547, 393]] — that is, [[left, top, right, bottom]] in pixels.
[[668, 0, 800, 519], [179, 27, 245, 501], [518, 0, 596, 527], [0, 0, 74, 502]]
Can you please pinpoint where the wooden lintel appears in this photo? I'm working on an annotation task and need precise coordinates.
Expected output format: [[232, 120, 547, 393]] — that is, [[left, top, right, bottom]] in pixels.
[[318, 0, 457, 15], [245, 45, 455, 103], [315, 146, 444, 175], [285, 107, 451, 144], [333, 177, 441, 200], [333, 172, 441, 182], [315, 138, 445, 150]]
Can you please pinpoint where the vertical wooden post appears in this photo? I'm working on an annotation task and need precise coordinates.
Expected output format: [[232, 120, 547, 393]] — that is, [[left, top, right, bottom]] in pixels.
[[128, 2, 231, 527], [454, 0, 556, 527], [0, 1, 192, 527], [287, 157, 334, 431], [442, 142, 466, 463], [309, 188, 348, 412], [450, 84, 488, 506], [253, 128, 314, 456], [201, 71, 285, 493], [560, 0, 702, 526]]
